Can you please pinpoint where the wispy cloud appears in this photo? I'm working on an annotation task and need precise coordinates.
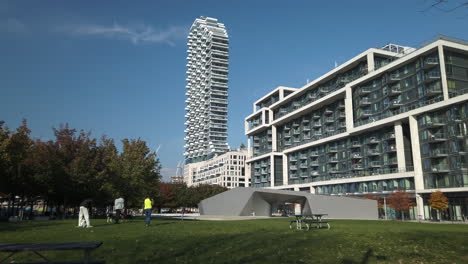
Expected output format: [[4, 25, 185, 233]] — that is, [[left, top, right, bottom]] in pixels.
[[0, 18, 27, 34], [61, 22, 188, 46]]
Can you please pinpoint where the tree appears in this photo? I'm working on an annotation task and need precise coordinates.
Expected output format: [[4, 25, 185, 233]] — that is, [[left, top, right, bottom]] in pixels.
[[429, 191, 449, 221], [118, 138, 161, 208], [387, 191, 416, 221]]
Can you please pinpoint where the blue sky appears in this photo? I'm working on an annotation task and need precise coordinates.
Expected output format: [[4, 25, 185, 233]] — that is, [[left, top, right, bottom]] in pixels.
[[1, 0, 467, 180]]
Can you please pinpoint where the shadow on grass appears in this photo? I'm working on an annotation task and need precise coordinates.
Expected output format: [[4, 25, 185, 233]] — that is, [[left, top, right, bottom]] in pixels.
[[0, 221, 70, 232], [341, 249, 387, 264]]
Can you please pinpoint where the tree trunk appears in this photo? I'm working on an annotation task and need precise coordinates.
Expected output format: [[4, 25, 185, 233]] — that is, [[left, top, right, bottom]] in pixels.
[[7, 195, 12, 217]]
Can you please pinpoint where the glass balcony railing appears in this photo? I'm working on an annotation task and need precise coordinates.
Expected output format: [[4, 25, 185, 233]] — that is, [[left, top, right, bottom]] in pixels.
[[368, 149, 381, 156], [425, 133, 447, 142], [422, 148, 449, 158]]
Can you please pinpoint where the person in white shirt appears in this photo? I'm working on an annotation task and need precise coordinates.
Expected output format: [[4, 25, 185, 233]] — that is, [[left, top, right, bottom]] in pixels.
[[114, 197, 124, 224]]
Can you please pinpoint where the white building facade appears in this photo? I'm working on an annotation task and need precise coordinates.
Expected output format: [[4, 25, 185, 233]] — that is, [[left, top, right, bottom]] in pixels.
[[185, 16, 229, 164], [184, 150, 249, 188], [245, 37, 468, 221]]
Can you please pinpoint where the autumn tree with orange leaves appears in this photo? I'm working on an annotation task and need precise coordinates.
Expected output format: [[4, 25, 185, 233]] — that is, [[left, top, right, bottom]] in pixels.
[[387, 191, 416, 221], [429, 191, 449, 221]]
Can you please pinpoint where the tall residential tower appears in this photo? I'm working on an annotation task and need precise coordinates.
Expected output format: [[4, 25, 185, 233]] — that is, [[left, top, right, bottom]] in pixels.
[[185, 16, 229, 164]]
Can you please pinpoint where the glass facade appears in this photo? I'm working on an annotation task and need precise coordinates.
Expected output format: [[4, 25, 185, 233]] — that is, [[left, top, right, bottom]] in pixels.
[[286, 126, 413, 185], [315, 177, 414, 195], [277, 100, 346, 151], [446, 50, 468, 98], [418, 102, 468, 189], [353, 51, 443, 127], [252, 129, 272, 157], [251, 158, 271, 188], [256, 92, 280, 110], [274, 61, 367, 120]]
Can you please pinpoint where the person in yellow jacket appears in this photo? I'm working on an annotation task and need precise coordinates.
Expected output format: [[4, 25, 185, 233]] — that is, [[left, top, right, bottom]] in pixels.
[[143, 197, 153, 227]]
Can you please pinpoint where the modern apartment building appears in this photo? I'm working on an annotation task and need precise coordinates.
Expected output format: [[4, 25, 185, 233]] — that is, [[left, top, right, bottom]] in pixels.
[[245, 36, 468, 221], [184, 150, 248, 188], [184, 16, 229, 164]]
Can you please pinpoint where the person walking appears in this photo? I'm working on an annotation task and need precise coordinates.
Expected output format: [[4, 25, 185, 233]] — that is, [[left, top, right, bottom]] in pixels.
[[143, 196, 153, 227], [78, 199, 93, 228], [114, 197, 125, 224], [106, 205, 113, 223]]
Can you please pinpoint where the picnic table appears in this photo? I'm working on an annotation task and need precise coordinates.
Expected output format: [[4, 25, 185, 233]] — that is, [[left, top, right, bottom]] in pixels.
[[289, 214, 330, 230], [0, 242, 105, 264]]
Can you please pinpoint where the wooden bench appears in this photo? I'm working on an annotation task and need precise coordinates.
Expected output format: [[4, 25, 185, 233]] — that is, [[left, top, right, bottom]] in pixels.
[[0, 242, 105, 264], [302, 220, 331, 230]]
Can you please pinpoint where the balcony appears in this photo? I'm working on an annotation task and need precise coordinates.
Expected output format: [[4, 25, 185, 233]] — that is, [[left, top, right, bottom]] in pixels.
[[358, 87, 371, 95], [359, 98, 371, 107], [319, 87, 329, 94], [328, 157, 339, 163], [339, 112, 346, 119], [308, 93, 318, 100], [310, 171, 320, 177], [310, 161, 319, 167], [310, 151, 319, 157], [388, 73, 401, 83], [424, 148, 449, 158], [290, 165, 298, 170], [351, 152, 362, 159], [424, 84, 443, 97], [424, 72, 441, 83], [368, 149, 381, 156], [389, 99, 403, 109], [422, 57, 439, 69], [337, 102, 345, 109], [389, 84, 402, 95], [313, 113, 321, 119], [324, 108, 334, 115], [300, 163, 308, 169], [313, 122, 322, 127], [423, 117, 446, 128], [351, 141, 362, 148], [289, 156, 297, 161], [370, 161, 381, 167], [387, 145, 397, 152], [325, 117, 335, 123], [300, 154, 308, 160], [429, 165, 450, 173], [362, 110, 373, 117], [387, 158, 398, 165], [367, 137, 380, 144], [352, 164, 363, 170], [384, 133, 396, 141], [425, 133, 447, 143], [328, 146, 338, 153]]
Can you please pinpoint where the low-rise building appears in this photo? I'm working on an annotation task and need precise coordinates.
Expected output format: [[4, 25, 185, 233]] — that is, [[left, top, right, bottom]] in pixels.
[[184, 149, 249, 188]]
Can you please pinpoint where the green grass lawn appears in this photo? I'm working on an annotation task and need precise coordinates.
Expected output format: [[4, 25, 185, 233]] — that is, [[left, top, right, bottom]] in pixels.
[[0, 218, 467, 264]]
